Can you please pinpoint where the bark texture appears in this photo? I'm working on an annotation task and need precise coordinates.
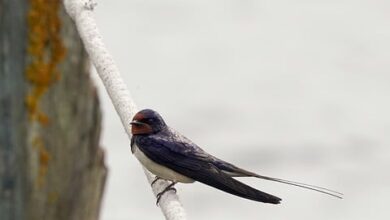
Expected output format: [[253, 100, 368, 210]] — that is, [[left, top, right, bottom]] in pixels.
[[0, 1, 107, 220]]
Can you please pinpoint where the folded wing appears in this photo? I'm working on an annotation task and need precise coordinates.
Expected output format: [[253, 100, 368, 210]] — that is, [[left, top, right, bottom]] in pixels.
[[136, 135, 281, 204]]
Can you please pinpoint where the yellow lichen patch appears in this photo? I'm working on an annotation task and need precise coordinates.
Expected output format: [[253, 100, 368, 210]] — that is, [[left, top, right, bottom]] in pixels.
[[48, 191, 59, 204], [26, 0, 66, 188], [25, 0, 66, 125], [32, 137, 51, 188]]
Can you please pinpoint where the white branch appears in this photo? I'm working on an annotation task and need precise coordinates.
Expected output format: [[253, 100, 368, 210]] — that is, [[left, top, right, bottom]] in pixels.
[[63, 1, 187, 219]]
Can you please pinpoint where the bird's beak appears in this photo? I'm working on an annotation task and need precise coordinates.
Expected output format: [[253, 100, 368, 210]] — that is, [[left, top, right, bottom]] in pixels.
[[130, 120, 145, 126]]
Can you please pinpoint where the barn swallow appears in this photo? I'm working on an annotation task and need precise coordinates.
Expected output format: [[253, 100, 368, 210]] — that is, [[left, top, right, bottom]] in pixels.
[[130, 109, 342, 205]]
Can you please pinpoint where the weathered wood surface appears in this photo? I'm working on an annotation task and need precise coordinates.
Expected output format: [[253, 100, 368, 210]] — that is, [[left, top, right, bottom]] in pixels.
[[0, 1, 107, 220]]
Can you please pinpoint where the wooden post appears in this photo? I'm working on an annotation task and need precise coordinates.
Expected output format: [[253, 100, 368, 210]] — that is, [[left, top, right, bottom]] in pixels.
[[0, 1, 107, 219]]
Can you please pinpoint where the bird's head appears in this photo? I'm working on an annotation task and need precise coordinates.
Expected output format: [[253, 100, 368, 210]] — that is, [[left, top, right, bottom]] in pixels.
[[130, 109, 167, 135]]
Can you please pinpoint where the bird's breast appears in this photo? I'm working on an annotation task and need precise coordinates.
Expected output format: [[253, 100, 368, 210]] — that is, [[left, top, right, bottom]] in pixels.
[[132, 143, 194, 183]]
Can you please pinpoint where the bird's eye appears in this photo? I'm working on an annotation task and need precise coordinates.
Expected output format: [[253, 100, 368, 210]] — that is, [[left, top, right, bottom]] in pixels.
[[139, 118, 153, 124], [147, 118, 154, 123]]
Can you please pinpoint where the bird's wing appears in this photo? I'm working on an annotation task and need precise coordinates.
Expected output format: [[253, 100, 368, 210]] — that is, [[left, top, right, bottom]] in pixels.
[[154, 129, 243, 169], [136, 135, 281, 204], [142, 130, 343, 199]]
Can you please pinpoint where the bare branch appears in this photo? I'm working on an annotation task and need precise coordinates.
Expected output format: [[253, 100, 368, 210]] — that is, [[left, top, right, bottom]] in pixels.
[[62, 1, 187, 219]]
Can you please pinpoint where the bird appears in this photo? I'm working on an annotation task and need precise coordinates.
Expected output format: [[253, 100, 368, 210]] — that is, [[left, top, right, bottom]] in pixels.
[[130, 109, 343, 205]]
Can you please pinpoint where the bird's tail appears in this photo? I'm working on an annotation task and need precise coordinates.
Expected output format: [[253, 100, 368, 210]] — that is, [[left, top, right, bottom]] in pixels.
[[196, 166, 282, 204], [229, 167, 343, 199]]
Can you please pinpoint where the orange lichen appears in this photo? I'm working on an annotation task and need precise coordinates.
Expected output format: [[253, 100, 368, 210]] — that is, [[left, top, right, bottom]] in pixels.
[[32, 137, 51, 187], [26, 0, 65, 188], [25, 0, 66, 125]]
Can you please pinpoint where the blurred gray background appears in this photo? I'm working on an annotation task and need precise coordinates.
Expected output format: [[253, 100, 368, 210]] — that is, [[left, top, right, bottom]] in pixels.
[[93, 0, 390, 219]]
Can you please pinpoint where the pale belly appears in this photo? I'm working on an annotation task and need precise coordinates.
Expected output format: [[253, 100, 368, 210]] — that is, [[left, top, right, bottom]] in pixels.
[[132, 144, 194, 183]]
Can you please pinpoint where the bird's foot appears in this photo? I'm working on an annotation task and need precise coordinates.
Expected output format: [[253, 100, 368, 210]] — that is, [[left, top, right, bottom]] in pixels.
[[156, 182, 177, 206], [151, 176, 161, 186]]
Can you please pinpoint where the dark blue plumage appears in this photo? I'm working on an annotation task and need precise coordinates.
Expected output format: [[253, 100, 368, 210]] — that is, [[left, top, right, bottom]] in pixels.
[[133, 129, 281, 204], [130, 109, 342, 205]]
